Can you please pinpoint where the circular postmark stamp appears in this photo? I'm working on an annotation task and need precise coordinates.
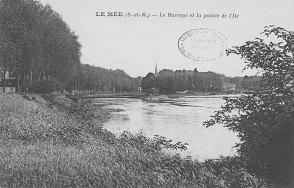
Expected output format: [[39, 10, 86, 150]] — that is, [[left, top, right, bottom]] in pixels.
[[178, 28, 227, 61]]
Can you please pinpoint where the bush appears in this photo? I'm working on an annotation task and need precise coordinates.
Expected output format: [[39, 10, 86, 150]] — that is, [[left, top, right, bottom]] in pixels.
[[0, 94, 265, 187], [205, 26, 294, 186]]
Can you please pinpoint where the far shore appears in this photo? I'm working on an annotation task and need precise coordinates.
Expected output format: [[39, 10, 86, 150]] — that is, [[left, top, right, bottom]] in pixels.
[[80, 91, 245, 99]]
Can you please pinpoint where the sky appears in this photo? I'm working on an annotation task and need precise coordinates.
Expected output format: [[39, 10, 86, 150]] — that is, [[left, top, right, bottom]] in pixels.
[[39, 0, 294, 77]]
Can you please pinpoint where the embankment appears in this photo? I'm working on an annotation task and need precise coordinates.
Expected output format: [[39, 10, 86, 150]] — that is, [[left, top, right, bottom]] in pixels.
[[0, 93, 264, 187]]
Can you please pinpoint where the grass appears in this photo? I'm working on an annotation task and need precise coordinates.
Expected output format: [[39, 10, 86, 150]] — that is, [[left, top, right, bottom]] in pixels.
[[0, 93, 266, 187]]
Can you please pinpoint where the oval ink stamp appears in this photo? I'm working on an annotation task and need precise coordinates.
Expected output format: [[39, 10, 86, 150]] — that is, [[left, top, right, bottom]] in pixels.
[[178, 28, 227, 61]]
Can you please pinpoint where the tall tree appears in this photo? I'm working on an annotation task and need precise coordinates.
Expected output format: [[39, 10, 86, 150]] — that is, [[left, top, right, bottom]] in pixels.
[[0, 0, 81, 93]]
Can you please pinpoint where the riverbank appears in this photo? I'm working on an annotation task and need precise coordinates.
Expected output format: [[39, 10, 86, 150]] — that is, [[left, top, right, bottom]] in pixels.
[[81, 92, 144, 99], [0, 93, 265, 187], [81, 91, 243, 99]]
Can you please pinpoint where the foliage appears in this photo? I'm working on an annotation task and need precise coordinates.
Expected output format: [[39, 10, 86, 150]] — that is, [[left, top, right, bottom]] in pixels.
[[73, 64, 141, 93], [119, 132, 188, 153], [0, 0, 81, 92], [204, 26, 294, 186], [30, 80, 64, 93], [0, 93, 266, 187], [0, 0, 142, 94], [141, 68, 260, 94]]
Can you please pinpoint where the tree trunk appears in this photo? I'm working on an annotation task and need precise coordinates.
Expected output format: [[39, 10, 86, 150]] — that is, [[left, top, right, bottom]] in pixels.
[[17, 73, 20, 92], [29, 66, 33, 93], [30, 67, 33, 84], [2, 69, 6, 93]]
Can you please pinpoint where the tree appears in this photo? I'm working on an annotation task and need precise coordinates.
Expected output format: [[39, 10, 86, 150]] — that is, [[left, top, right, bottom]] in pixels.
[[204, 26, 294, 186], [142, 73, 156, 91], [0, 0, 81, 93], [74, 64, 140, 93]]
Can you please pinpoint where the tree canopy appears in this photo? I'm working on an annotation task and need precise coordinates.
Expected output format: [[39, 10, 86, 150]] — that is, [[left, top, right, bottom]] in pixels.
[[141, 68, 260, 94], [0, 0, 81, 92], [205, 26, 294, 186], [74, 64, 141, 93]]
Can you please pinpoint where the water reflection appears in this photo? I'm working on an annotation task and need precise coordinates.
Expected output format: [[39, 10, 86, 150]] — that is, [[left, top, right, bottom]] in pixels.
[[95, 95, 239, 161]]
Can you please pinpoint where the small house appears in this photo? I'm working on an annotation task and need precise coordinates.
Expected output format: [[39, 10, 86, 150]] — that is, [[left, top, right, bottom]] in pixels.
[[223, 82, 236, 92], [0, 71, 16, 93], [144, 88, 159, 96]]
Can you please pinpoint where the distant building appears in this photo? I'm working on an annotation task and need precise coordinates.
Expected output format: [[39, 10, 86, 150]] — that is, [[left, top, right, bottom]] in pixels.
[[0, 70, 16, 93], [148, 64, 159, 94], [176, 90, 188, 94], [223, 82, 236, 92], [145, 88, 159, 96]]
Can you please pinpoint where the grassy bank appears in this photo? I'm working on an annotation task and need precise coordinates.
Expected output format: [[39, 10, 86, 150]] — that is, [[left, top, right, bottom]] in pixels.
[[0, 93, 265, 187]]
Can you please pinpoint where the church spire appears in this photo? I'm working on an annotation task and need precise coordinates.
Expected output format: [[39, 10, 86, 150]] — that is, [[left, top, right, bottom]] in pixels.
[[155, 63, 159, 77]]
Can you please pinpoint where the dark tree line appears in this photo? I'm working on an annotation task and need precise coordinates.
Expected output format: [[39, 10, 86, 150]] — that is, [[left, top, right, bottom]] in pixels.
[[73, 64, 142, 93], [0, 0, 81, 93], [223, 75, 261, 91], [142, 68, 261, 94], [0, 0, 142, 94]]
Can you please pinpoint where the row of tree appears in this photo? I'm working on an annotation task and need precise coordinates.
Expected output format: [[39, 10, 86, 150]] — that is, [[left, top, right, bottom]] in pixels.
[[0, 0, 142, 94], [73, 64, 141, 93], [142, 68, 261, 94], [0, 0, 81, 93], [224, 75, 261, 91], [1, 2, 293, 185]]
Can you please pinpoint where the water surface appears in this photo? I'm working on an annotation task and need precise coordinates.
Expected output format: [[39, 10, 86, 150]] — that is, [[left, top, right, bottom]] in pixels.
[[95, 95, 239, 161]]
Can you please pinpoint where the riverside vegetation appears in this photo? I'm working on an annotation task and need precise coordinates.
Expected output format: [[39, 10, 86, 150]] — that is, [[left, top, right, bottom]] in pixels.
[[0, 0, 141, 94], [0, 93, 265, 187], [1, 0, 293, 187], [205, 26, 294, 187]]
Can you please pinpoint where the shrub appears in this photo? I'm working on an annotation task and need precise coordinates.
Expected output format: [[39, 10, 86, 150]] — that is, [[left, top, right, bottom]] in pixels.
[[205, 26, 294, 186]]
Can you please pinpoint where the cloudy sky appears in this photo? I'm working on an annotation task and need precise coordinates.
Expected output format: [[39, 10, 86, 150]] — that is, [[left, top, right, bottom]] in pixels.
[[39, 0, 294, 77]]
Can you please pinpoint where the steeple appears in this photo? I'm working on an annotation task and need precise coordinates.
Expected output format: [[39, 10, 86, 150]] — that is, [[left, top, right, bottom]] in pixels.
[[155, 63, 159, 77]]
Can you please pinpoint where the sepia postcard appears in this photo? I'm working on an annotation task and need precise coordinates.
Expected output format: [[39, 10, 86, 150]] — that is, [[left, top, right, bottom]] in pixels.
[[0, 0, 293, 187]]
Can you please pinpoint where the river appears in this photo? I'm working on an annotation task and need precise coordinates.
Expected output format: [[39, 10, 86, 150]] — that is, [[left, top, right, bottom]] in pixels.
[[94, 95, 240, 161]]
